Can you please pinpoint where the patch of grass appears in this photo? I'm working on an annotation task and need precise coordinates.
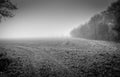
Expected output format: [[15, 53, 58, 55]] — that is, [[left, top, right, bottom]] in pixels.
[[0, 39, 120, 77], [0, 47, 36, 77]]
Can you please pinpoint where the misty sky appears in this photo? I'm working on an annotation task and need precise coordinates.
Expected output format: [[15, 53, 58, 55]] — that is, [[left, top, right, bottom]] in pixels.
[[0, 0, 115, 39]]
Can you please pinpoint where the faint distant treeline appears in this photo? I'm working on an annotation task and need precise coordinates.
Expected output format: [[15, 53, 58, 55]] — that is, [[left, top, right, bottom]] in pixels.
[[71, 0, 120, 42]]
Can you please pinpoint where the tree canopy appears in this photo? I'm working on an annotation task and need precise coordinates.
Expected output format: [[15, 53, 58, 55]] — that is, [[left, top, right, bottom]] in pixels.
[[0, 0, 17, 21], [71, 0, 120, 42]]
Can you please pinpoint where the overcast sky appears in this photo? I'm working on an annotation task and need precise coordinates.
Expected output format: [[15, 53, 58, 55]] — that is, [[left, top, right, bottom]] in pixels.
[[0, 0, 115, 39]]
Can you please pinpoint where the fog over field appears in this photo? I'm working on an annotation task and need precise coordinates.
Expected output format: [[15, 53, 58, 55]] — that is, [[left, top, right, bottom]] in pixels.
[[0, 0, 115, 39], [0, 0, 120, 77]]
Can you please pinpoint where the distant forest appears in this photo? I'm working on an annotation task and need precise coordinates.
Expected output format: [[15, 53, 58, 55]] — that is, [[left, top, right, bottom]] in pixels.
[[71, 0, 120, 42]]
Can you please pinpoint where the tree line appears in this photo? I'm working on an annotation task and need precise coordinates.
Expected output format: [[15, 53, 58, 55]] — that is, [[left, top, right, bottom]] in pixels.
[[71, 0, 120, 42]]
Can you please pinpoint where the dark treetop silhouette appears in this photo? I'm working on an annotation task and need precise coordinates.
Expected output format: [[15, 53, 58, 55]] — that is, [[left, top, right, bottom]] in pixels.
[[0, 0, 17, 21]]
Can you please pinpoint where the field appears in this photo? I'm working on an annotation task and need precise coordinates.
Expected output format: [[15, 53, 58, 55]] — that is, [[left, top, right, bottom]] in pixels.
[[0, 38, 120, 77]]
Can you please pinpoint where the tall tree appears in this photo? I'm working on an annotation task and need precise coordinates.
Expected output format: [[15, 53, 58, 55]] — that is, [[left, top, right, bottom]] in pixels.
[[106, 0, 120, 40]]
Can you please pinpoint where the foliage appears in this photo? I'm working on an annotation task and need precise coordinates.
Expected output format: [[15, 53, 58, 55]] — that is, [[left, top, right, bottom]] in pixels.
[[0, 0, 17, 21], [71, 0, 120, 41]]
